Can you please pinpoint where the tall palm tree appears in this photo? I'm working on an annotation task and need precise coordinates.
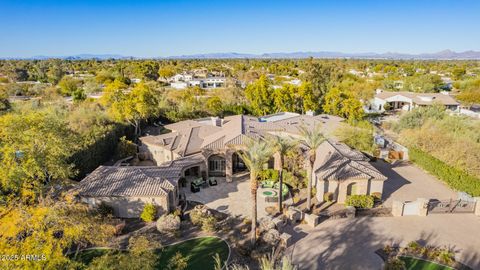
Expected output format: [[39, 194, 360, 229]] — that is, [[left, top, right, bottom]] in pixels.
[[269, 135, 297, 213], [299, 123, 326, 212], [237, 138, 274, 245]]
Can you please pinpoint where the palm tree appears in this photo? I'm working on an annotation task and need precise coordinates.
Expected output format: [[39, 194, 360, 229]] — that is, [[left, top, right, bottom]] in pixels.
[[237, 138, 274, 245], [299, 124, 326, 212], [269, 135, 297, 213]]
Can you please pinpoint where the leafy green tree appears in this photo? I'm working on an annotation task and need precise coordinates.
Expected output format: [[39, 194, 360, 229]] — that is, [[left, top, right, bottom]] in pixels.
[[58, 76, 80, 96], [0, 201, 116, 270], [273, 84, 298, 112], [7, 68, 29, 82], [102, 81, 160, 139], [0, 109, 75, 202], [47, 62, 65, 84], [206, 96, 224, 116], [323, 87, 364, 121], [134, 61, 160, 81], [245, 75, 274, 115], [303, 61, 339, 111]]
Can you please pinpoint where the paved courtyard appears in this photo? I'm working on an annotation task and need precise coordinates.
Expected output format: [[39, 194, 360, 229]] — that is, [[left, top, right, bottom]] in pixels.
[[184, 177, 288, 219], [372, 160, 458, 207], [286, 214, 480, 270]]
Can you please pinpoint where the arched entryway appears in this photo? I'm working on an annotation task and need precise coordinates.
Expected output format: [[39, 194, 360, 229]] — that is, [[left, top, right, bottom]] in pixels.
[[347, 182, 357, 196], [232, 152, 247, 174]]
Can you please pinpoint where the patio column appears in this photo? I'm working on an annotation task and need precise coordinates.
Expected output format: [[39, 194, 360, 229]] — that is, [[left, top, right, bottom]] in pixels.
[[226, 151, 233, 182]]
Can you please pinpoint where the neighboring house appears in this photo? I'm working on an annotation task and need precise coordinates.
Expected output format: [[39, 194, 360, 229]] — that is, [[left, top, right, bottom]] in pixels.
[[168, 72, 227, 89], [365, 89, 460, 113], [78, 112, 387, 217]]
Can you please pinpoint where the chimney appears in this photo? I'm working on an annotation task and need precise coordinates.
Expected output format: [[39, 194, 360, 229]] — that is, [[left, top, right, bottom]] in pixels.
[[211, 117, 222, 126], [306, 110, 315, 116], [376, 88, 384, 94]]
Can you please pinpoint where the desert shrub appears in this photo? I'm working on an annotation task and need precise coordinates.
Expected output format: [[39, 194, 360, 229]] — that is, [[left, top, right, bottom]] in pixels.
[[371, 192, 382, 201], [383, 245, 393, 256], [262, 229, 280, 246], [156, 214, 181, 233], [97, 202, 114, 217], [409, 148, 480, 196], [189, 205, 217, 231], [323, 192, 334, 202], [438, 248, 455, 265], [384, 257, 406, 270], [407, 241, 421, 254], [259, 169, 279, 182], [167, 251, 189, 270], [201, 216, 217, 232], [140, 203, 157, 222], [345, 195, 374, 209]]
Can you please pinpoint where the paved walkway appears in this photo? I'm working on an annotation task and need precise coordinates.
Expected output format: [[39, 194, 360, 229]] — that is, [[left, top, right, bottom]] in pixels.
[[286, 215, 480, 270], [372, 160, 457, 207]]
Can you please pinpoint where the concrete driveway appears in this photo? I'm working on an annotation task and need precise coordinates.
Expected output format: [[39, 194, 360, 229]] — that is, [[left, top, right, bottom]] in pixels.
[[372, 160, 457, 207], [286, 215, 480, 270]]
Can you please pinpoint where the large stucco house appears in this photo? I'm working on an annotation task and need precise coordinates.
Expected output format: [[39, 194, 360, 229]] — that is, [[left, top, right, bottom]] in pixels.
[[76, 112, 387, 217], [365, 89, 460, 113]]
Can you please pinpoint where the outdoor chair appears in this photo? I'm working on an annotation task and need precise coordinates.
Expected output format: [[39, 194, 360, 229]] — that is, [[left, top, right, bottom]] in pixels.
[[209, 177, 218, 186], [190, 182, 200, 193]]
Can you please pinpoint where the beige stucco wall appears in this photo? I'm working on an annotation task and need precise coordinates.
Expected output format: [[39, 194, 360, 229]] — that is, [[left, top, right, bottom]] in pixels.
[[140, 143, 180, 165], [82, 195, 170, 218], [316, 178, 385, 203]]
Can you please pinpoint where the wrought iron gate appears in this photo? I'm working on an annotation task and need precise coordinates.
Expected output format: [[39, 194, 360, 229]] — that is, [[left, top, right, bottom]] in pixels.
[[428, 199, 476, 214]]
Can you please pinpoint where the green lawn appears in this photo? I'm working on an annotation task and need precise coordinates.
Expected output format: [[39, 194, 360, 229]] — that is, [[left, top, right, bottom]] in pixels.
[[73, 236, 229, 270], [156, 237, 229, 270], [400, 256, 454, 270]]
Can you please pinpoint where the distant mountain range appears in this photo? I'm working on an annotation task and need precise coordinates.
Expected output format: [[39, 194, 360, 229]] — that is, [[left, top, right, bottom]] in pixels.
[[167, 50, 480, 60], [3, 50, 480, 60]]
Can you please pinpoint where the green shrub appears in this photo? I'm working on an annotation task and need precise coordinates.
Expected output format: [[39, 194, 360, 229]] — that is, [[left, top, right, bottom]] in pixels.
[[140, 203, 157, 222], [409, 148, 480, 196], [323, 192, 334, 202], [259, 169, 279, 182], [97, 202, 114, 217], [345, 195, 374, 209]]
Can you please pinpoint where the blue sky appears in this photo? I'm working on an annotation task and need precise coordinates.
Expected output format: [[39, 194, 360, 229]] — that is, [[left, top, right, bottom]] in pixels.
[[1, 0, 479, 57]]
